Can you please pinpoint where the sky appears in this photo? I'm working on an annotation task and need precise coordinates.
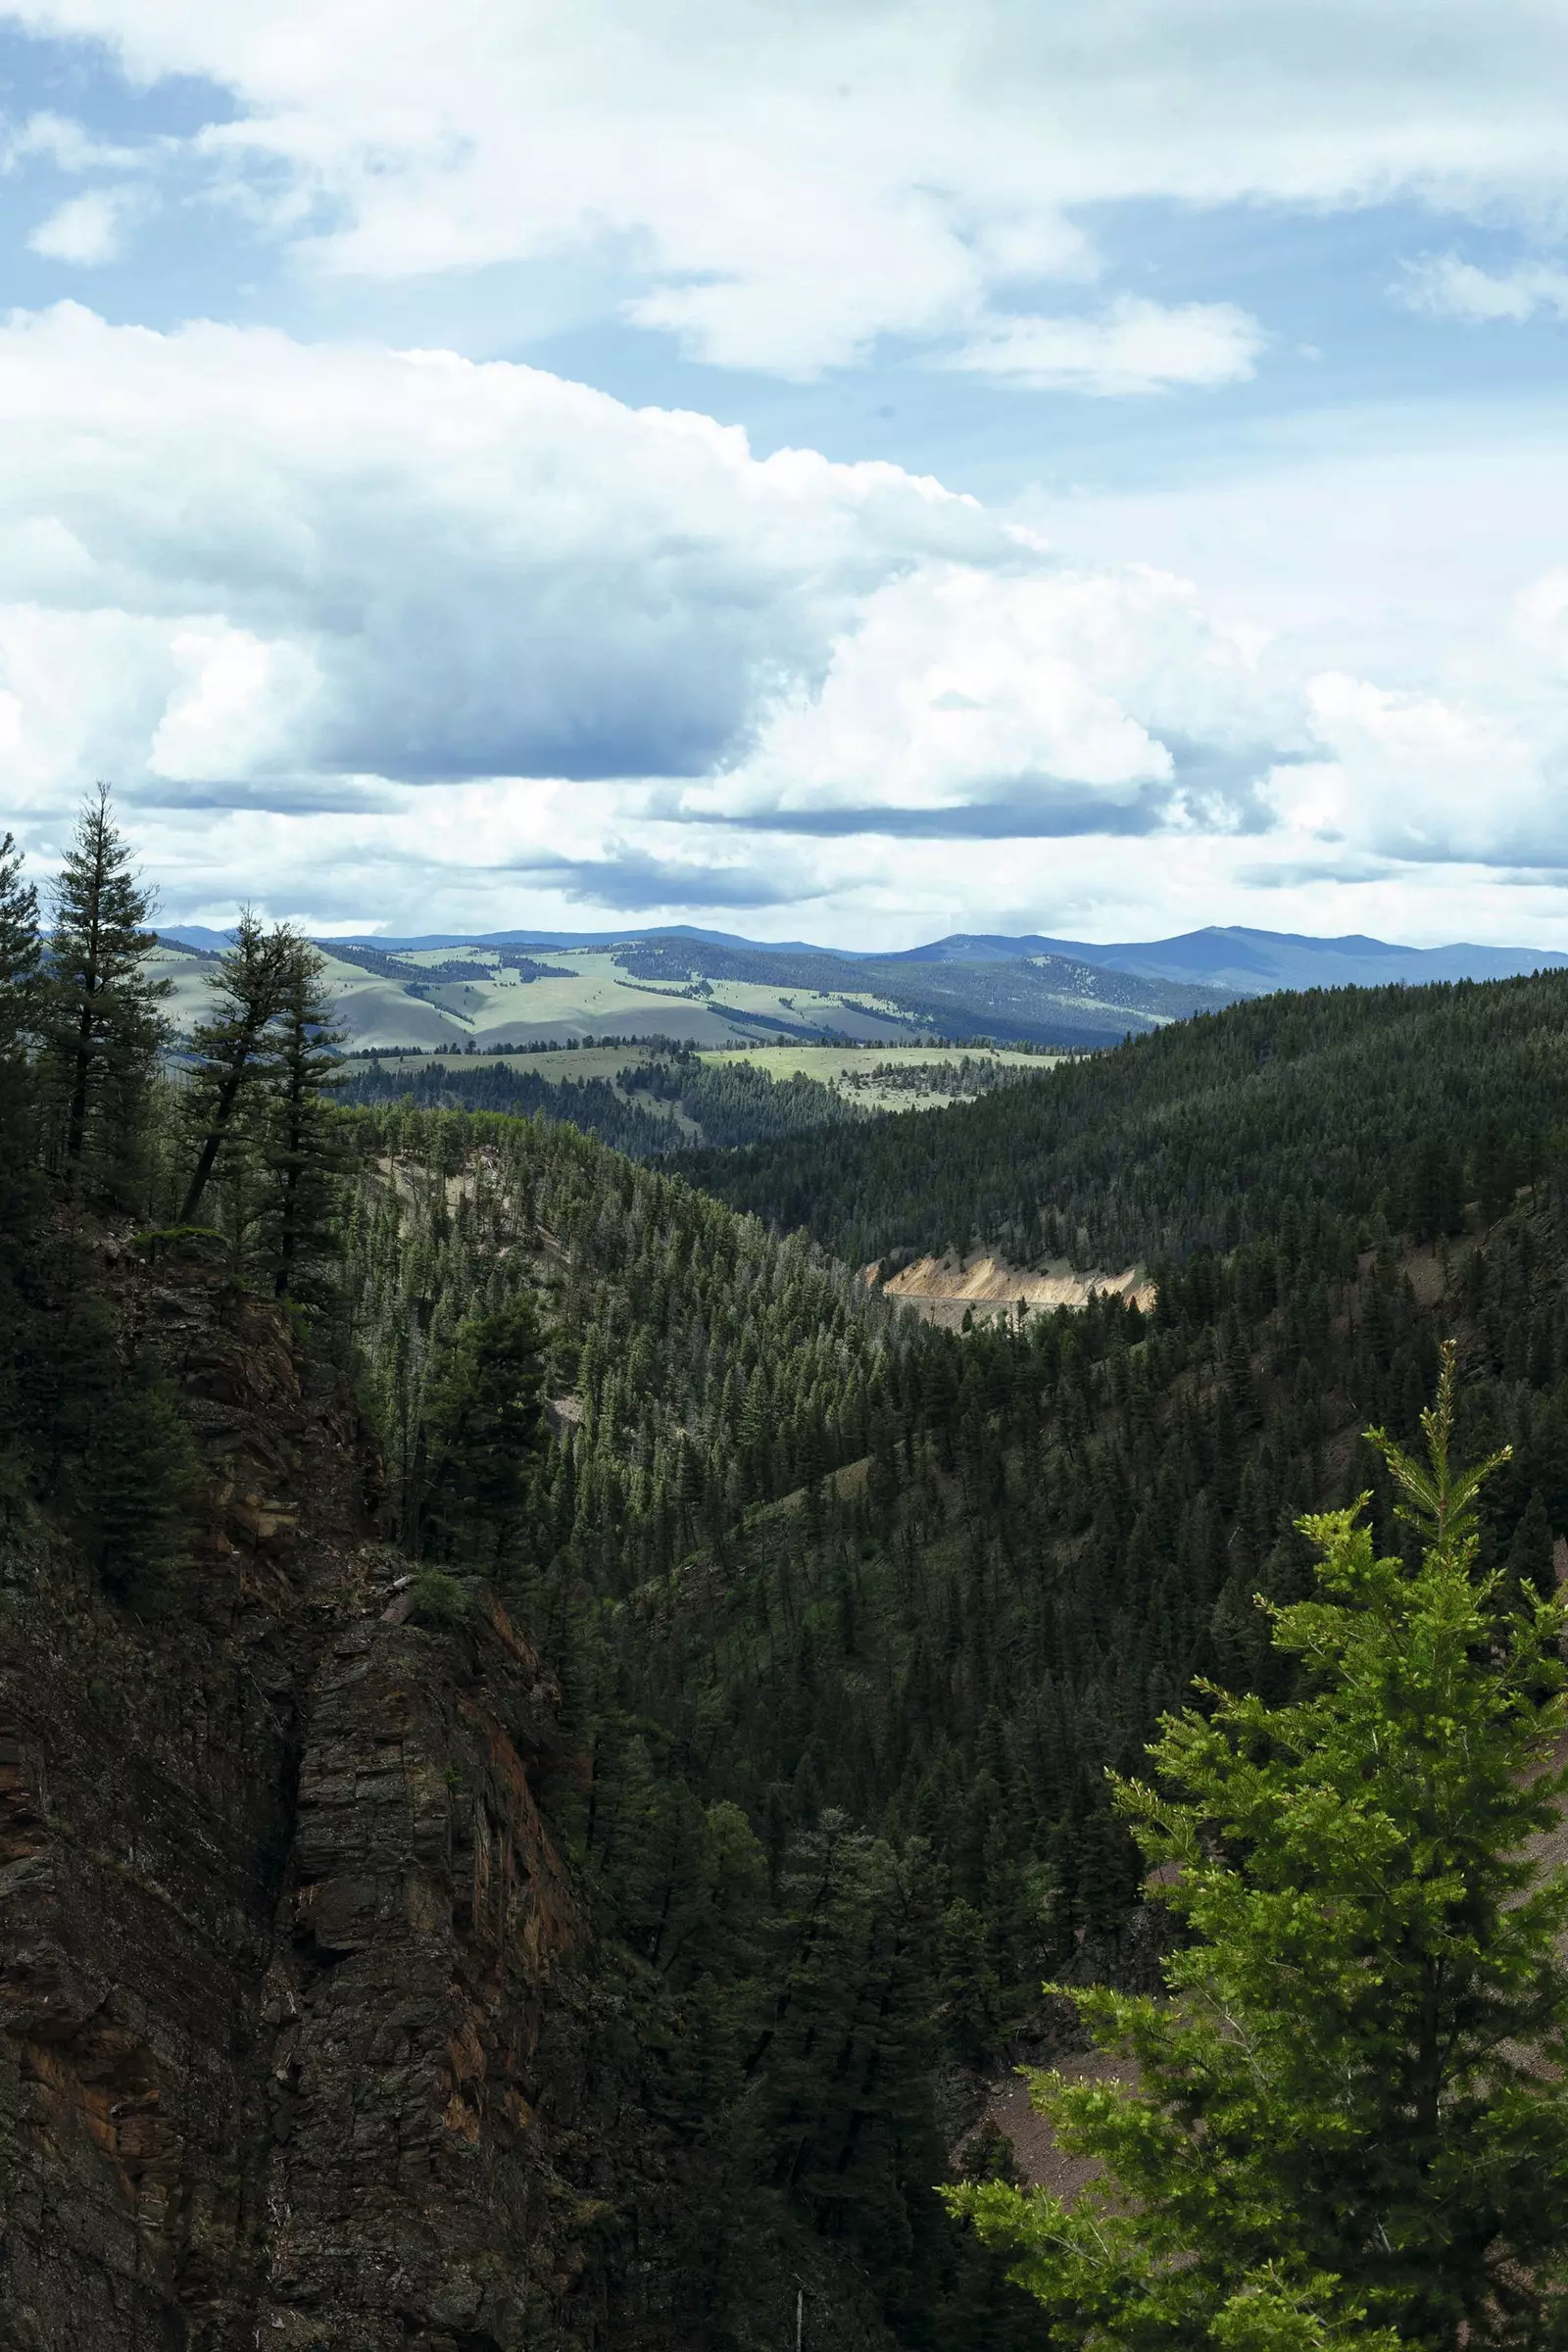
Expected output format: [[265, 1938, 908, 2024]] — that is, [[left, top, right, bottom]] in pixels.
[[2, 5, 1568, 948]]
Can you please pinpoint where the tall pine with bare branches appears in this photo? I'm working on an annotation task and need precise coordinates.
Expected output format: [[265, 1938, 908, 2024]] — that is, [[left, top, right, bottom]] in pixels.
[[178, 907, 293, 1227], [43, 786, 168, 1203], [262, 932, 349, 1301]]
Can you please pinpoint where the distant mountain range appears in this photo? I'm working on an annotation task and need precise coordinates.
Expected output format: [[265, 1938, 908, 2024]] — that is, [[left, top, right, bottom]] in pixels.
[[154, 921, 1568, 1052], [163, 920, 1568, 990], [883, 926, 1568, 992]]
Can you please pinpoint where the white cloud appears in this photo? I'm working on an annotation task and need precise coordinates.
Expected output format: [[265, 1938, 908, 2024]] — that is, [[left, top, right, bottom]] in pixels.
[[0, 304, 1567, 945], [1396, 253, 1568, 323], [150, 626, 325, 779], [1303, 672, 1560, 863], [0, 302, 1015, 798], [944, 298, 1265, 396], [4, 109, 140, 172], [695, 558, 1296, 833], [27, 184, 132, 263], [1513, 569, 1568, 660], [8, 1, 1568, 374]]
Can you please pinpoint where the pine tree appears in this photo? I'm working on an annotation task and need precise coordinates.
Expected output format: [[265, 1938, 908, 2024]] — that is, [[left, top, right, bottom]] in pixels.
[[178, 908, 292, 1226], [952, 1345, 1568, 2344], [43, 786, 168, 1200], [0, 830, 43, 1404], [1507, 1487, 1555, 1608], [0, 829, 39, 1055], [262, 933, 349, 1300], [0, 832, 41, 1166], [85, 1360, 202, 1604], [416, 1297, 546, 1560]]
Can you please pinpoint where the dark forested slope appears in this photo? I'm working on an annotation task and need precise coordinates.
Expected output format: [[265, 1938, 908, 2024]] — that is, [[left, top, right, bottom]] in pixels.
[[0, 803, 948, 2347], [339, 1043, 865, 1156], [677, 973, 1568, 1270], [15, 798, 1568, 2350], [341, 1063, 1568, 2344]]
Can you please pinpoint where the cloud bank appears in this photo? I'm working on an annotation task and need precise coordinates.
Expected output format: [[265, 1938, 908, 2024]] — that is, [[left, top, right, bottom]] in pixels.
[[8, 0, 1568, 375], [0, 303, 1564, 948]]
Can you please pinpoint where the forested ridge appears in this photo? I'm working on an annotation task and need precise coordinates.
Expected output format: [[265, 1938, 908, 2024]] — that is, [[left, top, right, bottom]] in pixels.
[[340, 1042, 864, 1155], [676, 975, 1568, 1270], [341, 1074, 1568, 2338], [12, 795, 1568, 2342]]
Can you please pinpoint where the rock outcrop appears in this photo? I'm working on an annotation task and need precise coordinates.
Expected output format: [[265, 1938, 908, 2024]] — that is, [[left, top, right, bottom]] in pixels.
[[0, 1242, 584, 2351]]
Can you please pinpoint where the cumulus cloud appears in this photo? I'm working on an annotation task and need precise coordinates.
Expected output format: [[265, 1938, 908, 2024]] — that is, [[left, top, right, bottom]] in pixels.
[[1, 304, 1568, 945], [1302, 672, 1567, 865], [28, 185, 133, 263], [7, 1, 1568, 375], [945, 299, 1265, 396], [6, 306, 1265, 831], [688, 556, 1295, 839], [0, 304, 1014, 794], [4, 109, 141, 172], [1396, 253, 1568, 323]]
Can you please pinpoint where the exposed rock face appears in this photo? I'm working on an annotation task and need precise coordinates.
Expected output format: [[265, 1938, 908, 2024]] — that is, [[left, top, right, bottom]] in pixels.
[[870, 1250, 1154, 1331], [0, 1246, 583, 2351], [258, 1586, 579, 2348]]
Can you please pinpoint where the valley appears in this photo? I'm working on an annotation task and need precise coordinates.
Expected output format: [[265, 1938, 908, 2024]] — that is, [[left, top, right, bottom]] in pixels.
[[11, 4, 1568, 2338], [334, 1041, 1057, 1158], [11, 808, 1568, 2346]]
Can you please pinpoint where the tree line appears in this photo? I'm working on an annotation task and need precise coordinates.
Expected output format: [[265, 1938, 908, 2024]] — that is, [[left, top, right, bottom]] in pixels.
[[1, 790, 345, 1269], [675, 975, 1568, 1274], [0, 791, 350, 1597], [339, 1040, 863, 1155]]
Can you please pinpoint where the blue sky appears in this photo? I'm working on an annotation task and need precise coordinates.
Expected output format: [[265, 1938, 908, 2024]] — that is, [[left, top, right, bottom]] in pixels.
[[1, 0, 1568, 947]]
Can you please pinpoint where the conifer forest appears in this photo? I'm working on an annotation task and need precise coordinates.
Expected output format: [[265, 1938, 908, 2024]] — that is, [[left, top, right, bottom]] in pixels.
[[12, 795, 1568, 2347]]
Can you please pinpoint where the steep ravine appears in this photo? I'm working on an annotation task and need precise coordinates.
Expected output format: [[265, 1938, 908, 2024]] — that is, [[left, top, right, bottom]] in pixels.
[[0, 1238, 591, 2350], [0, 1234, 898, 2351]]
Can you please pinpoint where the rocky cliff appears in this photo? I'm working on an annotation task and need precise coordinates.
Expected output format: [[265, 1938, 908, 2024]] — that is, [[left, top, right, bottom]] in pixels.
[[0, 1232, 899, 2352], [0, 1237, 593, 2350]]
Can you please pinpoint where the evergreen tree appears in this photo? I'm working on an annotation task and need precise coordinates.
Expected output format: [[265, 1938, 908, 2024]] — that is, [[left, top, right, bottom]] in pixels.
[[262, 933, 349, 1299], [748, 1812, 945, 2271], [416, 1297, 546, 1559], [0, 829, 44, 1426], [177, 908, 292, 1226], [951, 1346, 1568, 2345], [1507, 1487, 1555, 1608], [0, 829, 41, 1216], [43, 785, 168, 1200], [0, 828, 39, 1054], [84, 1360, 202, 1604]]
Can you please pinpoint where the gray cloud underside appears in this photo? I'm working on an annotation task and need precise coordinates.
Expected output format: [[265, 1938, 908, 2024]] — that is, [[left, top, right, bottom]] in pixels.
[[710, 793, 1175, 840], [718, 742, 1302, 839], [120, 773, 410, 813]]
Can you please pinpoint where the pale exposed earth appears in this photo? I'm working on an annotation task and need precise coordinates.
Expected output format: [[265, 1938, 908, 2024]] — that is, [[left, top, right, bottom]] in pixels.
[[876, 1251, 1155, 1330]]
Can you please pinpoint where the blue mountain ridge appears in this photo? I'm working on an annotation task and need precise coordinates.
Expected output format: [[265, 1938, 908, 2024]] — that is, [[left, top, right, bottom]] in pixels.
[[158, 921, 1568, 996]]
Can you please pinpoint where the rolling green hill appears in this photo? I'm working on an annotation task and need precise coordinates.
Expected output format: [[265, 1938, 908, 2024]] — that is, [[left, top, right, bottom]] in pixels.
[[155, 930, 1234, 1052]]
